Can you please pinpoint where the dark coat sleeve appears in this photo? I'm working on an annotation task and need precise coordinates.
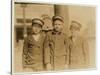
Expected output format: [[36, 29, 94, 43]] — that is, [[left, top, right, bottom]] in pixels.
[[23, 37, 28, 55], [43, 33, 51, 65], [64, 34, 70, 65]]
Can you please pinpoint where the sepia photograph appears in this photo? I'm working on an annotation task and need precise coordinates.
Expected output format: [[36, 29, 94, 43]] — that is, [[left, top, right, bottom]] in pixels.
[[12, 0, 96, 74]]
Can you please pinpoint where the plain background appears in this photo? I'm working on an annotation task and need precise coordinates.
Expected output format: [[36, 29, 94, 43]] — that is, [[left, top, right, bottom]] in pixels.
[[0, 0, 99, 75]]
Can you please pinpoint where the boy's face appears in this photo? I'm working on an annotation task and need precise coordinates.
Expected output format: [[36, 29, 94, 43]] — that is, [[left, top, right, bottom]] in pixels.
[[70, 24, 80, 37], [32, 24, 42, 34], [53, 20, 63, 32]]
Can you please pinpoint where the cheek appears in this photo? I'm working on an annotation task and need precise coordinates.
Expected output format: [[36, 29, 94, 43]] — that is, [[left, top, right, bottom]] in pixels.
[[73, 31, 78, 35], [55, 25, 60, 28], [60, 25, 63, 29], [37, 27, 42, 32], [32, 27, 38, 31], [71, 29, 75, 34], [38, 28, 41, 31], [32, 28, 35, 31]]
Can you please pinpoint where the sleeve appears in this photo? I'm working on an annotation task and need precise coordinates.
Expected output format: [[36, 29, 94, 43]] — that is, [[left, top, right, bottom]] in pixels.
[[82, 38, 90, 66], [64, 34, 70, 65], [43, 33, 51, 65], [23, 37, 28, 55], [22, 37, 29, 67]]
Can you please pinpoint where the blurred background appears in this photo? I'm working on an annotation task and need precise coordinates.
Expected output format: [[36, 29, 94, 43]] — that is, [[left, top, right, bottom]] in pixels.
[[13, 2, 96, 72]]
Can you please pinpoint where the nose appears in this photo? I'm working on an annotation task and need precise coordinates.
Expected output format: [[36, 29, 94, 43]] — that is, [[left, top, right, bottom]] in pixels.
[[55, 26, 59, 29]]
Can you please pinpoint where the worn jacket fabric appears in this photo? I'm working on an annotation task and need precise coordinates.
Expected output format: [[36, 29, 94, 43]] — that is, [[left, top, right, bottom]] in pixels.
[[22, 32, 46, 71], [69, 36, 89, 69], [44, 31, 69, 70]]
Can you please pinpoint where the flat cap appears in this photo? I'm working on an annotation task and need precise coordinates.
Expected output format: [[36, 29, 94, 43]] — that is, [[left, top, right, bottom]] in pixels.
[[70, 20, 82, 30], [32, 18, 44, 26], [52, 15, 64, 22]]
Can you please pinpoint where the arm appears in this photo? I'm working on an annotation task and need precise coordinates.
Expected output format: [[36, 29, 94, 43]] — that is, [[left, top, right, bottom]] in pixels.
[[22, 37, 29, 67], [64, 35, 70, 68], [82, 38, 89, 66], [23, 37, 28, 56], [43, 33, 52, 70]]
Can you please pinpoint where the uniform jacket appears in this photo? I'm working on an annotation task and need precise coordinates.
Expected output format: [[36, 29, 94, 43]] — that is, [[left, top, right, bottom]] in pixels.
[[44, 31, 69, 70], [69, 36, 89, 69], [22, 32, 46, 71]]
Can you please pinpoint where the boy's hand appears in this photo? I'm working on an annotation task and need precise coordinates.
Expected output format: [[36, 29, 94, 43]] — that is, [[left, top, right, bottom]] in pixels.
[[46, 63, 52, 70]]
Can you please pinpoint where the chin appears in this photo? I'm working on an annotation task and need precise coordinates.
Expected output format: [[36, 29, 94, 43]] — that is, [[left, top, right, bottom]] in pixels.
[[55, 29, 61, 32]]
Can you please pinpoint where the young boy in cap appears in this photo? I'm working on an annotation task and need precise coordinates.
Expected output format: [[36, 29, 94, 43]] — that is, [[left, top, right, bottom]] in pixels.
[[69, 20, 89, 69], [22, 18, 46, 71], [44, 16, 69, 71]]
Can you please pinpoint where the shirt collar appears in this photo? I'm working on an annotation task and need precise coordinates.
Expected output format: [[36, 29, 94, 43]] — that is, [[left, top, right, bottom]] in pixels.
[[52, 31, 62, 35]]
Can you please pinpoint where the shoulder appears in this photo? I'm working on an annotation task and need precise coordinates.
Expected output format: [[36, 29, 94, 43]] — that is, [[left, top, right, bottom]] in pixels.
[[24, 35, 32, 41], [61, 32, 69, 39], [78, 36, 86, 41], [46, 31, 53, 36], [62, 32, 67, 36], [41, 32, 46, 37], [76, 36, 88, 44]]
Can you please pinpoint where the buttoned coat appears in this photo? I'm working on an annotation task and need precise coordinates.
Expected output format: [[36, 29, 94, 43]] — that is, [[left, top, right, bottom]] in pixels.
[[22, 32, 46, 71], [69, 36, 89, 69], [44, 31, 69, 70]]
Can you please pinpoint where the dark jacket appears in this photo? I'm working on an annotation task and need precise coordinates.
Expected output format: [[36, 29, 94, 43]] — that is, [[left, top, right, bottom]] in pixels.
[[22, 32, 46, 71], [44, 31, 69, 70]]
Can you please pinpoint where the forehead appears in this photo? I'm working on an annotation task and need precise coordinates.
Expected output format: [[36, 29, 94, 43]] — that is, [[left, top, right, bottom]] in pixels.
[[53, 20, 63, 23], [32, 23, 42, 27]]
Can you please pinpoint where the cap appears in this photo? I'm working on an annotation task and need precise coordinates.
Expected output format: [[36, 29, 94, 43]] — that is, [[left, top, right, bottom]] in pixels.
[[32, 18, 44, 26], [52, 15, 64, 22], [70, 20, 82, 29]]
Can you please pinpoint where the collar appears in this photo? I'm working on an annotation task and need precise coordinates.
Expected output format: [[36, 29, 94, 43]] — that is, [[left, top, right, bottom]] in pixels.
[[52, 31, 62, 35]]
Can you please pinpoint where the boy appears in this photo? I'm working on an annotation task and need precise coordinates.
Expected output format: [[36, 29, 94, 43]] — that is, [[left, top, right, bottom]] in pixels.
[[22, 18, 46, 71], [69, 20, 89, 69], [44, 16, 69, 71]]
